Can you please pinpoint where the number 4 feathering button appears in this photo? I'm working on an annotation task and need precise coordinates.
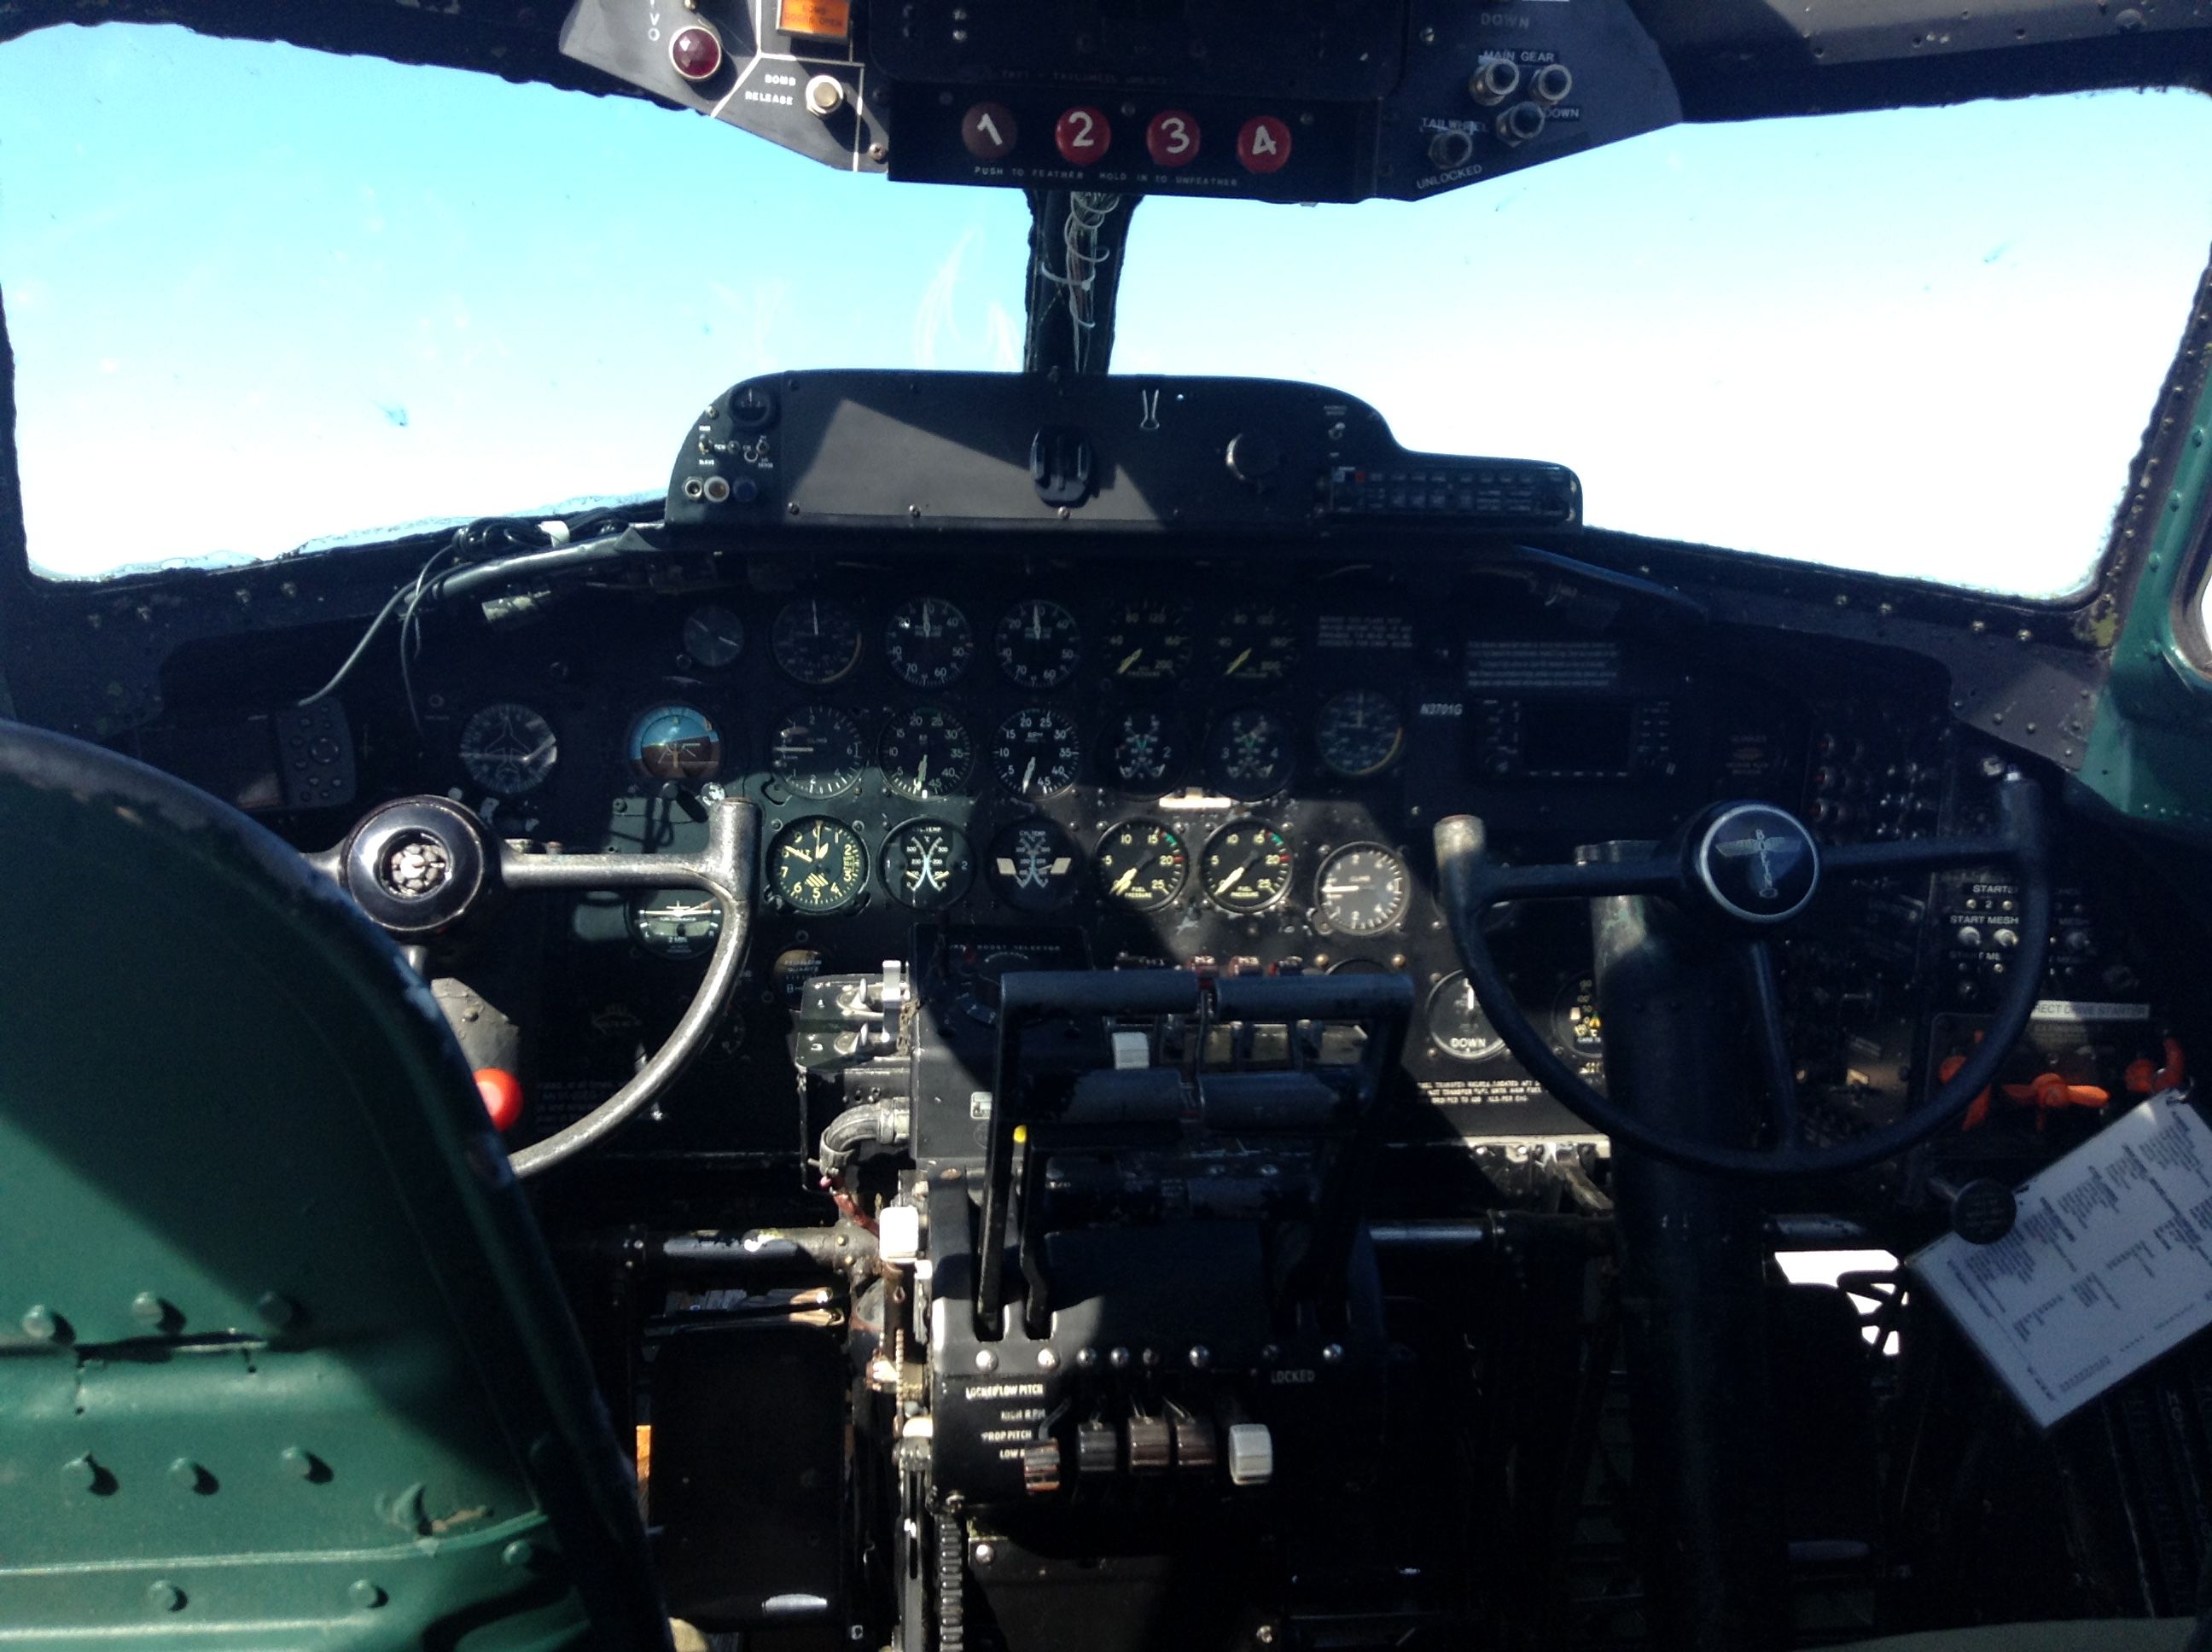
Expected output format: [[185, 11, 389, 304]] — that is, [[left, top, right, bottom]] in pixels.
[[1236, 115, 1292, 174]]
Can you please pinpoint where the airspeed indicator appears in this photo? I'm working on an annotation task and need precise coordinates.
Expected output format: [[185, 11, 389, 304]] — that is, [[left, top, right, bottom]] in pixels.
[[1315, 844, 1409, 936]]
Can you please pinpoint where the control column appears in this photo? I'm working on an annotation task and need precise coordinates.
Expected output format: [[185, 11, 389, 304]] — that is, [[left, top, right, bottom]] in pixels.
[[1585, 841, 1789, 1652]]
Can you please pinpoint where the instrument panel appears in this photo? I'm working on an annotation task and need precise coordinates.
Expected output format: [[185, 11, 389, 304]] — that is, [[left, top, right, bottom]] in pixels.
[[370, 563, 1828, 1155], [119, 552, 2180, 1175]]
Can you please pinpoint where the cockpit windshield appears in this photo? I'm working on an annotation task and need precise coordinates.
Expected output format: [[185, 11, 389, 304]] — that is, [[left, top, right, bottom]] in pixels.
[[3, 21, 2209, 594]]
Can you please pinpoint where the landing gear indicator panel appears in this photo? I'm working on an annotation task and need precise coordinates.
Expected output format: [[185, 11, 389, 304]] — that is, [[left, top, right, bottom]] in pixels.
[[1913, 1090, 2212, 1429]]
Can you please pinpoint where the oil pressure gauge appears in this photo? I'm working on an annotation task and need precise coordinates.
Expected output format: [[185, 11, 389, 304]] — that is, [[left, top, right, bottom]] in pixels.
[[1102, 601, 1194, 683], [1213, 605, 1299, 683]]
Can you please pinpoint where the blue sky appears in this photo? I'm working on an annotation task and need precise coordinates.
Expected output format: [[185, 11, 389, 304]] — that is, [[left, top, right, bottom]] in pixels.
[[3, 21, 2209, 592]]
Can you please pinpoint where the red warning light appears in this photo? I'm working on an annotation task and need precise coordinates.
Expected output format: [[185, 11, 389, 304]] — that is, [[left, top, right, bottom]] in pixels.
[[668, 24, 724, 82], [1145, 110, 1202, 168], [1055, 106, 1113, 166], [1235, 115, 1293, 174]]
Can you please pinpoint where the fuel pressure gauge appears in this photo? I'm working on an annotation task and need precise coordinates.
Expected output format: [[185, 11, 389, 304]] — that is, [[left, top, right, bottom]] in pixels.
[[1096, 819, 1190, 912], [1202, 822, 1294, 914]]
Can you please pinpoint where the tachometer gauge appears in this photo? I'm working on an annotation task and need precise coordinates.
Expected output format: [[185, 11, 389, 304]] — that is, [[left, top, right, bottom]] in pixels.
[[1316, 844, 1410, 936], [1316, 689, 1406, 779], [771, 597, 864, 685], [771, 817, 868, 914], [995, 599, 1082, 689], [1206, 708, 1293, 800], [1101, 601, 1194, 684], [992, 707, 1082, 800], [1213, 605, 1299, 683], [681, 604, 746, 669], [630, 704, 724, 781], [885, 820, 974, 912], [459, 702, 558, 795], [1202, 822, 1295, 915], [987, 818, 1082, 911], [770, 705, 866, 799], [880, 705, 975, 801], [1429, 972, 1506, 1063], [1106, 710, 1181, 789], [1095, 820, 1189, 912], [883, 596, 975, 689], [628, 889, 723, 958]]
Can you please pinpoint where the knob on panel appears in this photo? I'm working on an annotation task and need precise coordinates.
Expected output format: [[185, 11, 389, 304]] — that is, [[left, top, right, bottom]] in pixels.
[[1225, 431, 1282, 486]]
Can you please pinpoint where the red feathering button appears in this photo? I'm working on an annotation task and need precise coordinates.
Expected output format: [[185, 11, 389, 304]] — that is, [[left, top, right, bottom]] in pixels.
[[1145, 109, 1202, 168], [1055, 106, 1112, 166], [1235, 115, 1293, 174], [474, 1068, 525, 1132]]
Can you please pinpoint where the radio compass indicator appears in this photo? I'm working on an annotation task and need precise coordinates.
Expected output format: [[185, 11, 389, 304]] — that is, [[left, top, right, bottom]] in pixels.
[[771, 817, 867, 914]]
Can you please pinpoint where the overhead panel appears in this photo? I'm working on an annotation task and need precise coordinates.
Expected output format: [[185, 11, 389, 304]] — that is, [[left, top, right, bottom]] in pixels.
[[558, 0, 1684, 204]]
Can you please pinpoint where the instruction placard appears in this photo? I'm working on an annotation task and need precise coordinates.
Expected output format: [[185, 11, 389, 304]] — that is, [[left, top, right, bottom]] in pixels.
[[1912, 1091, 2212, 1428]]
